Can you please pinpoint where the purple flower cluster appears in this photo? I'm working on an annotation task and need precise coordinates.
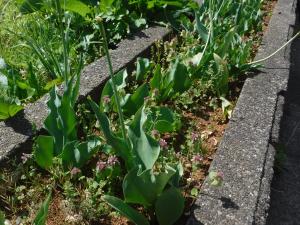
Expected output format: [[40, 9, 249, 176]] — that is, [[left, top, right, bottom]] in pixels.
[[21, 153, 33, 164], [191, 132, 199, 142], [191, 154, 203, 163], [102, 95, 111, 105], [159, 139, 168, 149], [96, 155, 119, 172], [70, 167, 81, 176]]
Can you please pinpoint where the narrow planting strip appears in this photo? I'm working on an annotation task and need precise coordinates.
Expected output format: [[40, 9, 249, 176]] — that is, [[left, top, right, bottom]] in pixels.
[[188, 0, 297, 224]]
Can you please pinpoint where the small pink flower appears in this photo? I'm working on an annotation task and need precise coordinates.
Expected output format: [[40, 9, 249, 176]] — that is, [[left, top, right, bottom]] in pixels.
[[159, 139, 168, 149], [191, 132, 199, 142], [21, 153, 32, 164], [102, 95, 111, 104], [96, 160, 106, 171], [191, 154, 203, 163], [217, 171, 224, 180], [107, 156, 119, 166], [70, 167, 81, 176]]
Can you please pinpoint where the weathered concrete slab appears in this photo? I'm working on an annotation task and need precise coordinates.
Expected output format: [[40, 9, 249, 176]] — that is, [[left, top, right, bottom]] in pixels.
[[188, 0, 298, 224], [0, 26, 171, 163], [266, 3, 300, 223]]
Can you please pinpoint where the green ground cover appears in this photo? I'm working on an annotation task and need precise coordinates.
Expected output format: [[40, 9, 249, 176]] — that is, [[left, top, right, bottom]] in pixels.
[[0, 0, 196, 120]]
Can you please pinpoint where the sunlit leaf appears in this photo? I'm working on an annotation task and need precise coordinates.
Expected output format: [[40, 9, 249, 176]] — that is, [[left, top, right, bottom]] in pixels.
[[123, 166, 176, 206], [33, 192, 52, 225], [103, 195, 149, 225], [35, 135, 54, 169], [155, 186, 184, 225]]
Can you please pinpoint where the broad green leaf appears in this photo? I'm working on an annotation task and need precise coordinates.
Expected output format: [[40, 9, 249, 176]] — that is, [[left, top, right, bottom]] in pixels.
[[19, 0, 43, 14], [0, 211, 5, 225], [154, 120, 174, 133], [208, 171, 223, 187], [213, 53, 229, 96], [145, 106, 180, 133], [103, 195, 149, 225], [60, 85, 78, 139], [195, 12, 208, 42], [155, 187, 185, 225], [28, 63, 43, 97], [188, 52, 204, 67], [150, 65, 162, 90], [70, 65, 82, 107], [60, 0, 91, 17], [89, 99, 134, 169], [43, 78, 63, 91], [99, 0, 115, 12], [44, 87, 77, 155], [100, 70, 128, 111], [218, 28, 235, 58], [62, 136, 101, 168], [220, 97, 232, 118], [167, 59, 191, 94], [44, 88, 64, 154], [16, 81, 36, 99], [0, 102, 23, 120], [33, 192, 52, 225], [35, 135, 54, 169], [169, 163, 184, 187], [134, 18, 147, 28], [123, 166, 176, 206], [136, 58, 150, 81], [128, 108, 160, 170], [122, 84, 149, 116]]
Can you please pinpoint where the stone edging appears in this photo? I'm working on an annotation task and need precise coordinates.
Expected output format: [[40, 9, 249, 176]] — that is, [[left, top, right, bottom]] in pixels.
[[188, 0, 297, 224], [0, 26, 171, 164]]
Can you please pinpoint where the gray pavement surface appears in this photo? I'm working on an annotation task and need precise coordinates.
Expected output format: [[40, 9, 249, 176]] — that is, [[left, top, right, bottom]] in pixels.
[[266, 2, 300, 224]]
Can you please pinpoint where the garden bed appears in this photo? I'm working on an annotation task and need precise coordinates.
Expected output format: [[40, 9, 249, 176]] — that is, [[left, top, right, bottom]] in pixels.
[[0, 0, 196, 121], [0, 0, 281, 224]]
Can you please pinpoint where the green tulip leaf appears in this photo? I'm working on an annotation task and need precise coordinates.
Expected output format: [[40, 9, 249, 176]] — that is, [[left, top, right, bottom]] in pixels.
[[33, 192, 52, 225], [123, 166, 176, 206], [122, 83, 149, 116], [89, 99, 134, 169], [128, 108, 160, 170], [35, 135, 54, 169], [136, 58, 151, 81], [0, 102, 23, 120], [62, 136, 101, 168], [155, 186, 185, 225], [103, 195, 150, 225]]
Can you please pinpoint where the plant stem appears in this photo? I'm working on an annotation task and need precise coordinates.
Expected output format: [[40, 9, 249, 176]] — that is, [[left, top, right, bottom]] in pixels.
[[247, 31, 300, 66], [99, 21, 129, 147], [55, 0, 69, 86]]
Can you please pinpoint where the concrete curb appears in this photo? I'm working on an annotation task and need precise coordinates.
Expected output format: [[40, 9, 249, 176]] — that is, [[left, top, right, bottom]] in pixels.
[[0, 26, 171, 164], [188, 0, 297, 224]]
